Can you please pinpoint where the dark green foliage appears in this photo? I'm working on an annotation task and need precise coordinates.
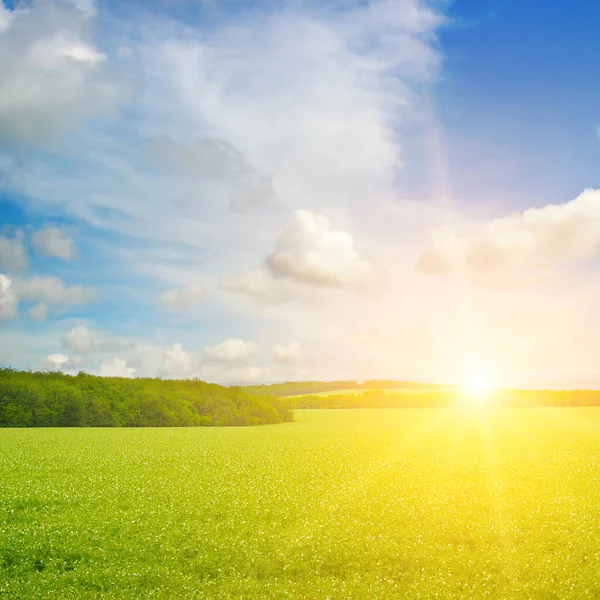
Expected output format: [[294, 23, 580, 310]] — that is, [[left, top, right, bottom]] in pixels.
[[0, 369, 293, 428]]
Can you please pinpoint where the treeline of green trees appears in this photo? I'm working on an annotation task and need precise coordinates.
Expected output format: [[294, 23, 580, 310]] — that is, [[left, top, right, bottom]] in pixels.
[[290, 390, 452, 409], [0, 369, 293, 428], [288, 389, 600, 409], [244, 380, 442, 397]]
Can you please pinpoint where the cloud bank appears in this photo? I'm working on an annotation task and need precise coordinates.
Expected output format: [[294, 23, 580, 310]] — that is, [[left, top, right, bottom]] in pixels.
[[3, 0, 599, 388]]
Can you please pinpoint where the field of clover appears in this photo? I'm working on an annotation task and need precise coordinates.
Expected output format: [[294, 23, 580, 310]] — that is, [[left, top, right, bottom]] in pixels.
[[2, 408, 600, 599]]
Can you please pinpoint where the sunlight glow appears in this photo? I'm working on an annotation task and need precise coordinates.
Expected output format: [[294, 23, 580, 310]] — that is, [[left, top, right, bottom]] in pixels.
[[461, 371, 495, 403]]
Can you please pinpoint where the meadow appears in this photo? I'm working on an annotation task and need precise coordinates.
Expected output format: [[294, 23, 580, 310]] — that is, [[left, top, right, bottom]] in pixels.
[[2, 408, 600, 599]]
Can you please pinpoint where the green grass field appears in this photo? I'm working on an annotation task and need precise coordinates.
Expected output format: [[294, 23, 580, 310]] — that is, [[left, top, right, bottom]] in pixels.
[[2, 409, 600, 599]]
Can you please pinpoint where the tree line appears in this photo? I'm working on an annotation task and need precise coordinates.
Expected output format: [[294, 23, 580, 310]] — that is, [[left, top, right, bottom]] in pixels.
[[288, 389, 600, 409], [244, 380, 443, 397], [0, 369, 293, 428]]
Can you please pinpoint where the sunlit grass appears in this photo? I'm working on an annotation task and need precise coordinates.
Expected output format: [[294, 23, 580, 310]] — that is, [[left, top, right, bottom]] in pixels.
[[1, 409, 600, 598]]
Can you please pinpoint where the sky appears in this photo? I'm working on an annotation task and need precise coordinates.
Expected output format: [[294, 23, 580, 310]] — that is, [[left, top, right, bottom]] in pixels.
[[1, 0, 600, 388]]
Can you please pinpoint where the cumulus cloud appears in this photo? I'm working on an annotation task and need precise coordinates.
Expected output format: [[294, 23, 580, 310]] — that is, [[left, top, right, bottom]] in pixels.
[[271, 340, 304, 365], [159, 281, 204, 310], [15, 276, 98, 306], [0, 0, 454, 382], [62, 324, 95, 353], [49, 335, 264, 383], [200, 363, 267, 385], [100, 357, 136, 377], [0, 232, 27, 271], [159, 342, 199, 378], [203, 338, 260, 363], [157, 341, 266, 382], [0, 273, 18, 320], [266, 210, 372, 286], [0, 0, 120, 146], [417, 189, 600, 278], [222, 210, 375, 303], [219, 268, 307, 305], [62, 324, 133, 354], [31, 226, 77, 260], [45, 352, 69, 368], [1, 273, 96, 321], [27, 303, 48, 322]]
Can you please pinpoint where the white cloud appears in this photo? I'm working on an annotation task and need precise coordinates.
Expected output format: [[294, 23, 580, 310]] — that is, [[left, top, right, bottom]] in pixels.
[[155, 0, 441, 222], [0, 0, 442, 315], [227, 365, 266, 383], [0, 0, 443, 242], [0, 273, 18, 320], [69, 0, 96, 16], [266, 210, 372, 287], [146, 136, 275, 212], [47, 333, 264, 383], [15, 276, 98, 305], [159, 281, 204, 310], [417, 189, 600, 278], [45, 352, 69, 368], [200, 363, 267, 384], [0, 1, 478, 385], [271, 340, 304, 365], [62, 324, 95, 353], [31, 226, 77, 260], [203, 338, 260, 363], [159, 342, 199, 378], [0, 4, 11, 34], [28, 303, 48, 322], [100, 357, 136, 377], [62, 324, 134, 354], [0, 232, 27, 271], [219, 268, 307, 305], [221, 210, 376, 304], [0, 0, 120, 146], [155, 341, 266, 383]]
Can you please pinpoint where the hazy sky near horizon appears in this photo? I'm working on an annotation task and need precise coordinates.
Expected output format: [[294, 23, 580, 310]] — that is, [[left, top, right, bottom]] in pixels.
[[1, 0, 600, 387]]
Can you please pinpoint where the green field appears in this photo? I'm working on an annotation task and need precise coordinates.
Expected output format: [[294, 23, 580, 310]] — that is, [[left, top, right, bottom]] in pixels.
[[2, 409, 600, 599]]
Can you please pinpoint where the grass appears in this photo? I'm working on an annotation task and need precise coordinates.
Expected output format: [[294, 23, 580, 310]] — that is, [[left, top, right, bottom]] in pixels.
[[1, 408, 600, 598]]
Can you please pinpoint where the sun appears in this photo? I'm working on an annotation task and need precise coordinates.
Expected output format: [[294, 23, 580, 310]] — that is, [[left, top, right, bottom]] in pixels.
[[460, 371, 495, 403]]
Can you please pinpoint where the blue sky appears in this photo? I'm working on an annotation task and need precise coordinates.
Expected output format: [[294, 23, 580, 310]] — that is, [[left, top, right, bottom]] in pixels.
[[1, 0, 600, 387], [437, 0, 600, 210]]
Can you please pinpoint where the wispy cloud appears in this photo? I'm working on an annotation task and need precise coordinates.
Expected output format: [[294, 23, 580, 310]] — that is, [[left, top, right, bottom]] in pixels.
[[9, 0, 598, 387], [31, 226, 78, 260], [0, 0, 121, 146]]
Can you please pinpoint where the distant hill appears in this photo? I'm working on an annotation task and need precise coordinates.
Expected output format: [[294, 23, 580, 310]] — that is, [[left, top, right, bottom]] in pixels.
[[243, 380, 446, 397], [287, 388, 600, 409], [0, 369, 292, 428]]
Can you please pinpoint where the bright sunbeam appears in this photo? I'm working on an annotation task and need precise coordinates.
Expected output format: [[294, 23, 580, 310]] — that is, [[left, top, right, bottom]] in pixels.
[[461, 371, 495, 403]]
